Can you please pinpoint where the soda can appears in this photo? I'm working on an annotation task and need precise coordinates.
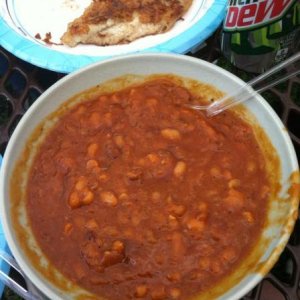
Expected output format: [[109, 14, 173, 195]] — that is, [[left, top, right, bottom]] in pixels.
[[221, 0, 300, 73]]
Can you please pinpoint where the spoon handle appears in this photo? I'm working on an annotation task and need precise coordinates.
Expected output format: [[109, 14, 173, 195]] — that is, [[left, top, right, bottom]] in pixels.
[[207, 52, 300, 117], [0, 250, 42, 300]]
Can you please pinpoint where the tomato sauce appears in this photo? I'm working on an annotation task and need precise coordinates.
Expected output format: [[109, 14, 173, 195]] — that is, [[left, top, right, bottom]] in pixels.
[[26, 78, 270, 299]]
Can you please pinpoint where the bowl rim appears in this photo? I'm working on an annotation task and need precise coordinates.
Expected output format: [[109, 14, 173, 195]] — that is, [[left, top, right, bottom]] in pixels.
[[0, 53, 299, 300]]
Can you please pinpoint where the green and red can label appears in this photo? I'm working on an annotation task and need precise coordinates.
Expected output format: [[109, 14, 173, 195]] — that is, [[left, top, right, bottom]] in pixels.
[[221, 0, 300, 73], [224, 0, 296, 31]]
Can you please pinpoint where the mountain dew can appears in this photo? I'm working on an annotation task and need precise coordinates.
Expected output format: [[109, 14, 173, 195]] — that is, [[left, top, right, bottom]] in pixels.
[[221, 0, 300, 73]]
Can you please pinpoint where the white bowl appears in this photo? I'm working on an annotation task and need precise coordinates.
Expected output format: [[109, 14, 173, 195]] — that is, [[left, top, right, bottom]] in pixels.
[[0, 53, 299, 300]]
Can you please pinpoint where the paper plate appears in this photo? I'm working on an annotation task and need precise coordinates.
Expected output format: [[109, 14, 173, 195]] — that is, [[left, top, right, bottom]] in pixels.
[[0, 0, 226, 73]]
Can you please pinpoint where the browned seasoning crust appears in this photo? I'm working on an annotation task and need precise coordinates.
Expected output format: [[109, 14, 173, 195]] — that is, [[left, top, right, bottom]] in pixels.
[[61, 0, 193, 47]]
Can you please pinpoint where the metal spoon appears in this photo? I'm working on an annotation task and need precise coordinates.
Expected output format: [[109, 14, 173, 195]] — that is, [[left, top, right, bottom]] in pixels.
[[188, 52, 300, 117]]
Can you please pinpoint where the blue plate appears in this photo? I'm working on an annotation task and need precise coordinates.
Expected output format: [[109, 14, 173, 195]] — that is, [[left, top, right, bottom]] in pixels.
[[0, 0, 226, 73], [0, 155, 11, 297]]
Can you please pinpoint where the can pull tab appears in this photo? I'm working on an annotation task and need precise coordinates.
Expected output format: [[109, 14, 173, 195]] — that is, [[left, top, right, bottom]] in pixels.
[[188, 52, 300, 117]]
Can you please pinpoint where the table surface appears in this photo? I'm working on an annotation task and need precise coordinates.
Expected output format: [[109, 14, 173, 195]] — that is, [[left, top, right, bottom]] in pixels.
[[0, 31, 300, 300]]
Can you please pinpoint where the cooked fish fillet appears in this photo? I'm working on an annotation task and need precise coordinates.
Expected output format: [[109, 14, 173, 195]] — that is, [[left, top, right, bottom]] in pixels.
[[61, 0, 193, 47]]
